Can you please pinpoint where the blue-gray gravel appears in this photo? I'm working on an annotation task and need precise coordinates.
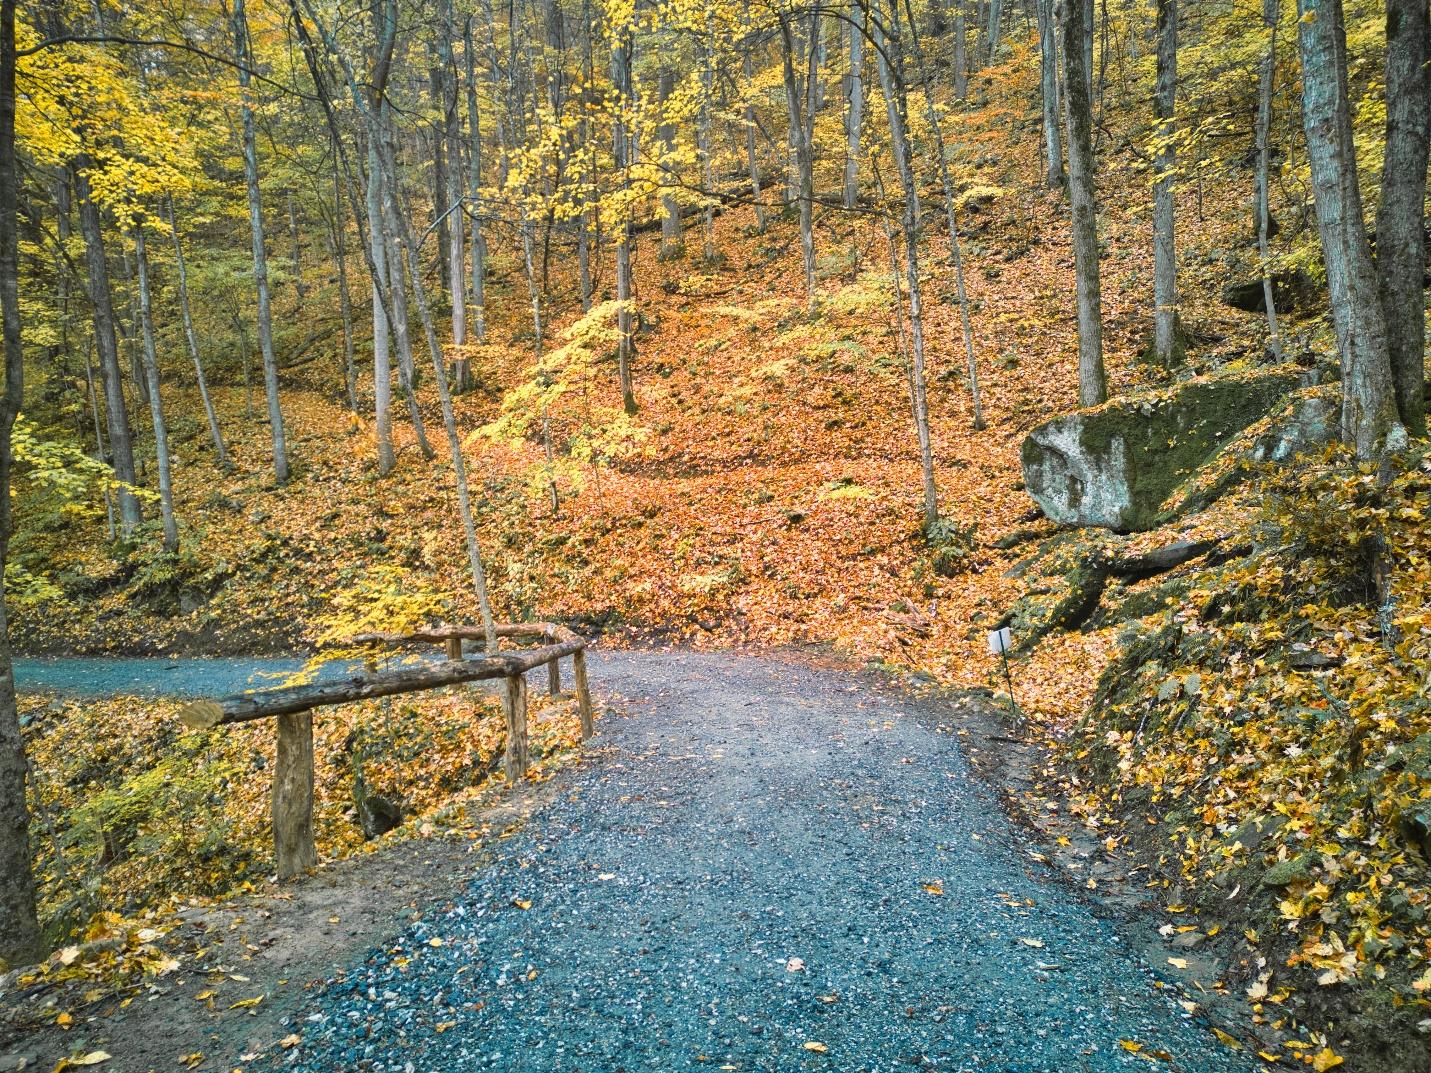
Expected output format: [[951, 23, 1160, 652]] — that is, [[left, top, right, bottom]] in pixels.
[[267, 650, 1258, 1073]]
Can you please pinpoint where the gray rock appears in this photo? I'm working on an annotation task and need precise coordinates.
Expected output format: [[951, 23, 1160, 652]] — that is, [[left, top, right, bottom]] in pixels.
[[1021, 365, 1308, 531]]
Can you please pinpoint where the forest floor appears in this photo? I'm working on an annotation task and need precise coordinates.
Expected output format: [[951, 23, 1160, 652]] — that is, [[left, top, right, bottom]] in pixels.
[[6, 649, 1276, 1073]]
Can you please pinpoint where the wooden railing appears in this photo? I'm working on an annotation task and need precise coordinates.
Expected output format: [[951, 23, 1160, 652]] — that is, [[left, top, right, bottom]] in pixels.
[[176, 622, 593, 879]]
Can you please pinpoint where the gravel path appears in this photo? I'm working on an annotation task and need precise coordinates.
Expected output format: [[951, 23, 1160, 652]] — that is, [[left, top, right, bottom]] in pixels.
[[258, 649, 1252, 1073]]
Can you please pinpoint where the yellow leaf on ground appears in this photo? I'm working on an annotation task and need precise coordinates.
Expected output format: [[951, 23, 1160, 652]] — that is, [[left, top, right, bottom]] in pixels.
[[803, 1042, 828, 1054], [1019, 938, 1045, 948], [1119, 1040, 1143, 1053], [1310, 1048, 1344, 1071], [1167, 957, 1188, 970]]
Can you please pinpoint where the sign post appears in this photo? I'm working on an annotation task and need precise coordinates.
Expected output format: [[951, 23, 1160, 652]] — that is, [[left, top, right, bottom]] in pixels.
[[986, 626, 1017, 715]]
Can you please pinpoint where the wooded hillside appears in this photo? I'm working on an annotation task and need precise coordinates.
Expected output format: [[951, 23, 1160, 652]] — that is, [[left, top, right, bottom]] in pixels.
[[0, 0, 1428, 1067]]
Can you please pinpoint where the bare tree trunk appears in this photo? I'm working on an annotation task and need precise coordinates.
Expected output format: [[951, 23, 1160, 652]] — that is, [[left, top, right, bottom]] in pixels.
[[132, 224, 179, 551], [982, 0, 1004, 64], [780, 15, 817, 310], [899, 0, 986, 430], [1038, 0, 1064, 187], [611, 32, 637, 414], [1295, 0, 1405, 457], [1150, 0, 1180, 367], [72, 162, 141, 534], [1376, 0, 1428, 437], [165, 196, 230, 463], [953, 3, 968, 99], [366, 139, 397, 475], [438, 0, 466, 373], [464, 17, 489, 343], [843, 2, 866, 209], [0, 0, 44, 967], [1254, 0, 1283, 361], [286, 190, 305, 305], [234, 0, 290, 484], [322, 170, 359, 411], [872, 11, 940, 530], [698, 23, 717, 262], [1059, 0, 1107, 405], [657, 66, 683, 259], [743, 42, 767, 232]]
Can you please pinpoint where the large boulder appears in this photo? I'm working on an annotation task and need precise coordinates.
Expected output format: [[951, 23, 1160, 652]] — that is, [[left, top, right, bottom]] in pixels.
[[1021, 364, 1312, 531]]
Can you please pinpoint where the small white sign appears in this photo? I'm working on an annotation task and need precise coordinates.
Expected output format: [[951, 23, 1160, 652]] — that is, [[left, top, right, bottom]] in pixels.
[[987, 627, 1012, 655]]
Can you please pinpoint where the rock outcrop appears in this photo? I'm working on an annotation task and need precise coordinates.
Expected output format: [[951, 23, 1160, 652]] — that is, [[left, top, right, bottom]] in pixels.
[[1020, 364, 1314, 531]]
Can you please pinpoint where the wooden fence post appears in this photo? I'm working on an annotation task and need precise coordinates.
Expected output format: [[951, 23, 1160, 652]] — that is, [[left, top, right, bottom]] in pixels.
[[273, 712, 317, 879], [547, 655, 562, 698], [504, 674, 529, 782], [573, 649, 594, 740], [445, 637, 462, 661]]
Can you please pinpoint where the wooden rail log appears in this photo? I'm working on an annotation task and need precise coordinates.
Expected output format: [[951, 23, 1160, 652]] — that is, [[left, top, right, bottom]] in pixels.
[[176, 656, 527, 730]]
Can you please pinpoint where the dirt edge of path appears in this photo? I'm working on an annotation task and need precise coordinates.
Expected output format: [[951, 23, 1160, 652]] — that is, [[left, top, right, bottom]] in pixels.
[[0, 767, 579, 1073]]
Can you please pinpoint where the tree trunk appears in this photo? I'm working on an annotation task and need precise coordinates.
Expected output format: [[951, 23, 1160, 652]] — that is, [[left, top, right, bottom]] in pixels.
[[1254, 0, 1284, 361], [464, 17, 489, 344], [1059, 0, 1107, 405], [780, 16, 817, 310], [438, 0, 467, 371], [843, 3, 866, 209], [165, 197, 230, 463], [323, 171, 359, 411], [873, 12, 940, 530], [1376, 0, 1428, 437], [72, 162, 141, 534], [657, 66, 683, 259], [611, 33, 637, 414], [899, 0, 986, 430], [132, 224, 179, 551], [365, 137, 397, 475], [233, 0, 290, 484], [1038, 0, 1064, 187], [953, 4, 968, 99], [743, 42, 767, 233], [1150, 0, 1180, 368], [1295, 0, 1405, 457], [0, 0, 43, 968], [286, 190, 305, 305]]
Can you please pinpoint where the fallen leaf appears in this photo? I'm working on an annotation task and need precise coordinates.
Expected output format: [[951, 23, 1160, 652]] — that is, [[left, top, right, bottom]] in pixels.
[[1019, 937, 1045, 948], [1167, 957, 1188, 970], [802, 1042, 828, 1054], [1310, 1048, 1344, 1071]]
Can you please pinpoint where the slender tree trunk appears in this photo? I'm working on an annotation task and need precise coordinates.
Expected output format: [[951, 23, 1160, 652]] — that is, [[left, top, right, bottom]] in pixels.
[[233, 0, 291, 483], [438, 0, 467, 377], [1150, 0, 1180, 367], [1295, 0, 1405, 457], [84, 344, 117, 540], [324, 172, 359, 411], [899, 0, 986, 429], [843, 3, 866, 209], [1254, 0, 1283, 360], [1038, 0, 1064, 187], [953, 3, 968, 99], [1059, 0, 1107, 405], [366, 139, 397, 475], [286, 190, 305, 305], [983, 0, 1004, 64], [780, 16, 817, 309], [464, 17, 489, 342], [611, 33, 637, 414], [873, 12, 940, 530], [0, 0, 44, 969], [657, 66, 683, 259], [165, 197, 230, 464], [132, 224, 179, 551], [743, 43, 767, 232], [72, 162, 141, 533], [1376, 0, 1428, 437], [698, 24, 717, 262]]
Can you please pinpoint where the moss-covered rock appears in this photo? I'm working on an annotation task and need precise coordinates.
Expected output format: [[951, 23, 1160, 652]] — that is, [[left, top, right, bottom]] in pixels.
[[1020, 364, 1311, 531]]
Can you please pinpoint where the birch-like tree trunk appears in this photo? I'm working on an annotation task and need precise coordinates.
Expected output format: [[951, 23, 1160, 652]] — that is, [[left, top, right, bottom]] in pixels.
[[1038, 0, 1064, 187], [843, 2, 866, 209], [72, 162, 141, 534], [131, 223, 178, 551], [366, 138, 397, 475], [657, 66, 683, 259], [464, 17, 489, 341], [1295, 0, 1404, 457], [233, 0, 290, 484], [1059, 0, 1107, 405], [743, 42, 766, 233], [611, 32, 637, 414], [872, 11, 940, 530], [164, 196, 230, 462], [1150, 0, 1180, 367], [1375, 0, 1428, 437], [1254, 0, 1283, 361]]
